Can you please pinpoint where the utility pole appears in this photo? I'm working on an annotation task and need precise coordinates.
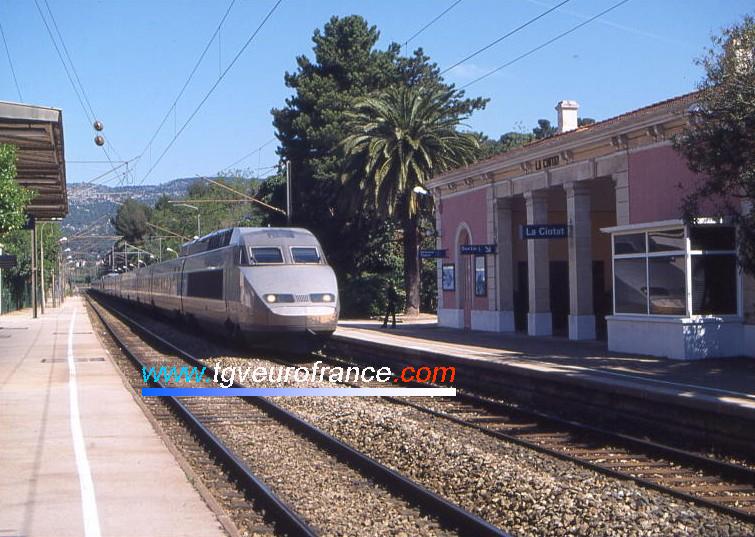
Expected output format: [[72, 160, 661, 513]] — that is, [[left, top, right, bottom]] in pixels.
[[286, 160, 292, 226], [60, 251, 66, 303], [40, 224, 45, 314], [31, 223, 37, 318]]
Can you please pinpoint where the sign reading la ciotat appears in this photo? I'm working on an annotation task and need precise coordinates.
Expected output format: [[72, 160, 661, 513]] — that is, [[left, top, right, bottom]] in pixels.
[[457, 224, 569, 256], [520, 224, 569, 239]]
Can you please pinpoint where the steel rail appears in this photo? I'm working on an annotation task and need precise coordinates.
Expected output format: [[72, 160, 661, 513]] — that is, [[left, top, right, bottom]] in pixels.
[[87, 296, 319, 537], [319, 353, 755, 524], [88, 293, 511, 537]]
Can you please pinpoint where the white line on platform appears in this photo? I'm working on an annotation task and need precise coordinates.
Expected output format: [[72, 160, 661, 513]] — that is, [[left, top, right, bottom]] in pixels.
[[67, 308, 102, 537]]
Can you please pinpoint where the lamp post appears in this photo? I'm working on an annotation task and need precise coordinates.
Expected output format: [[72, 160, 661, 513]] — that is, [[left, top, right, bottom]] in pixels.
[[286, 160, 292, 225], [165, 247, 179, 258], [57, 237, 67, 307], [62, 245, 70, 303], [39, 222, 46, 314], [175, 203, 200, 237]]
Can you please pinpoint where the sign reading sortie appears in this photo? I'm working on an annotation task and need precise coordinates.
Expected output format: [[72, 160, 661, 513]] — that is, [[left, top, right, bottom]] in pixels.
[[460, 244, 496, 255], [521, 224, 569, 239]]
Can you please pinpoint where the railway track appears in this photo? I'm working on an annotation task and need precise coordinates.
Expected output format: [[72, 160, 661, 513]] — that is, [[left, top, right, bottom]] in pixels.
[[317, 353, 755, 524], [87, 294, 510, 537]]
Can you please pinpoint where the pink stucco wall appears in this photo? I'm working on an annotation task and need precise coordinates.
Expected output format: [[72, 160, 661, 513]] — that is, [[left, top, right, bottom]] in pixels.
[[628, 145, 712, 224], [440, 187, 489, 310]]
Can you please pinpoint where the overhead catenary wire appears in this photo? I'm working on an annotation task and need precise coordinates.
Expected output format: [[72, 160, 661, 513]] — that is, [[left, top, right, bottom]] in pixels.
[[202, 176, 286, 215], [42, 0, 96, 121], [0, 19, 23, 101], [34, 0, 130, 183], [138, 0, 284, 186], [33, 0, 92, 124], [441, 0, 572, 75], [42, 0, 130, 178], [461, 0, 633, 89], [219, 137, 276, 172], [402, 0, 464, 52], [135, 0, 238, 171], [72, 159, 137, 196]]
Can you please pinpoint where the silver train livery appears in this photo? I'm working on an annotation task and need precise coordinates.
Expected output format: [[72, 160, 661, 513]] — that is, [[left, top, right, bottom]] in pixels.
[[91, 227, 339, 350]]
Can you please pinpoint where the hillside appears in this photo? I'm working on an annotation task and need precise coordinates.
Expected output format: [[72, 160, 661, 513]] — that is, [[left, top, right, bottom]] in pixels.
[[63, 177, 200, 235], [62, 176, 263, 261]]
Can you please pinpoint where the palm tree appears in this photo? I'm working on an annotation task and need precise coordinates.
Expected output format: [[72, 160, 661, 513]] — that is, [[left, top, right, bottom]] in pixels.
[[340, 86, 479, 316]]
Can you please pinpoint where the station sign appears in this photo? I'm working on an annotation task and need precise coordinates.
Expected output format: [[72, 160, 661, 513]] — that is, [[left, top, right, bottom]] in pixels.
[[460, 244, 496, 255], [521, 224, 569, 239], [419, 249, 447, 259], [0, 254, 17, 269]]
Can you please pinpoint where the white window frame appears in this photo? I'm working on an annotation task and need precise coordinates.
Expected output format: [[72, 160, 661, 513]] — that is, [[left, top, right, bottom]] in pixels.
[[609, 222, 742, 320]]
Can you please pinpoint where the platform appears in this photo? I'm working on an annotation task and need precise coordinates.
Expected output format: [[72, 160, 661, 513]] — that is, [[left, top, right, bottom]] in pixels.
[[333, 317, 755, 451], [0, 297, 225, 537]]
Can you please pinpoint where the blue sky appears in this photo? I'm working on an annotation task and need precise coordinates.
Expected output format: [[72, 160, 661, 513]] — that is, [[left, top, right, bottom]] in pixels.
[[1, 0, 752, 186]]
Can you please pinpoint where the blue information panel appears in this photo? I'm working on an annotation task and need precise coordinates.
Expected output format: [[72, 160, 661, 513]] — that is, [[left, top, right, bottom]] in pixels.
[[0, 255, 17, 269], [521, 224, 569, 239], [419, 249, 447, 259], [460, 244, 496, 255]]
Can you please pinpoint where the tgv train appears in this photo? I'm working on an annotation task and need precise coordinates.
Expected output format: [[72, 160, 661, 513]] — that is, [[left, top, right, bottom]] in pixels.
[[91, 227, 339, 350]]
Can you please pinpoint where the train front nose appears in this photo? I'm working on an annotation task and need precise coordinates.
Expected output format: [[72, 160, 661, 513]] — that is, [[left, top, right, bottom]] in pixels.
[[242, 266, 339, 334], [264, 302, 339, 332]]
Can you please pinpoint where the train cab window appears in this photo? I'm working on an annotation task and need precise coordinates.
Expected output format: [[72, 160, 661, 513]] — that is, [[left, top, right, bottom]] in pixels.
[[291, 247, 320, 264], [250, 247, 283, 264]]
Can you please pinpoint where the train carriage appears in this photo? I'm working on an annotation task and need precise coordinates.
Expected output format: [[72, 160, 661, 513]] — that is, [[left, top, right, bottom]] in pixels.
[[92, 227, 339, 351]]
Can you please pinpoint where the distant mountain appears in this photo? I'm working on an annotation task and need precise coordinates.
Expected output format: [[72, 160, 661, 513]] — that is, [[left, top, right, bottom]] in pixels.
[[68, 176, 199, 205], [63, 177, 200, 236]]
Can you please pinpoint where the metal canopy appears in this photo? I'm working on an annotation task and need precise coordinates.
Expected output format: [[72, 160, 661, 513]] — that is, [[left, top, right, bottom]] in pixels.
[[0, 101, 67, 219]]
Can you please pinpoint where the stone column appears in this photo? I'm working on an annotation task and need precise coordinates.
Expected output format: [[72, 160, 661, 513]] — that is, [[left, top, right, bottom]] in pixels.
[[565, 182, 596, 340], [495, 197, 515, 331], [435, 195, 444, 310], [613, 170, 630, 226], [524, 190, 552, 336]]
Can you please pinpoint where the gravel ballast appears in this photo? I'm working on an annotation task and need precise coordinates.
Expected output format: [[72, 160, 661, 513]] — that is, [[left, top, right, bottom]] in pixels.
[[211, 355, 755, 537], [94, 300, 754, 537]]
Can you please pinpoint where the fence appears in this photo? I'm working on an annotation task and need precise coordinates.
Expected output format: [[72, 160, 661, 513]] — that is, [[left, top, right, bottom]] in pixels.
[[0, 276, 31, 315]]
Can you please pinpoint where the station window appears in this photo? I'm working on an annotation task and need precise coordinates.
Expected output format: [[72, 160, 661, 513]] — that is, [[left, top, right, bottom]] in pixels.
[[612, 225, 738, 317], [690, 226, 738, 315]]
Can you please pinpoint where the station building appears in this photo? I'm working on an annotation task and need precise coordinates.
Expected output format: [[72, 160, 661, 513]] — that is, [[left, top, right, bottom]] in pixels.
[[427, 92, 755, 360]]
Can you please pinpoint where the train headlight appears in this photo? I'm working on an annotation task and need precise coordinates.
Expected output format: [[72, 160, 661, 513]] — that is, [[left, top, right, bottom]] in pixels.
[[264, 293, 295, 304], [310, 293, 335, 303]]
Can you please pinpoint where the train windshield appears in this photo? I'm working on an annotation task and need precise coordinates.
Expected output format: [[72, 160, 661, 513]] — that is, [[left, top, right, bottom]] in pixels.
[[250, 247, 284, 264], [291, 247, 320, 264]]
